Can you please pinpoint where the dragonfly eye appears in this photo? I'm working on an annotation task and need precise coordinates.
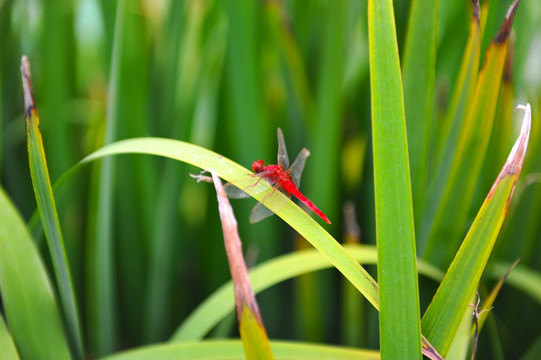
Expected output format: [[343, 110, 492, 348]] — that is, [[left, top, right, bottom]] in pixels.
[[252, 160, 265, 173]]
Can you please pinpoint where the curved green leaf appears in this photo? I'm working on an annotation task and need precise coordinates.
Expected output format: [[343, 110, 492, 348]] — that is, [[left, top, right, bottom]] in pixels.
[[0, 188, 71, 360], [171, 244, 443, 342], [99, 340, 380, 360], [368, 0, 421, 357], [77, 137, 380, 310]]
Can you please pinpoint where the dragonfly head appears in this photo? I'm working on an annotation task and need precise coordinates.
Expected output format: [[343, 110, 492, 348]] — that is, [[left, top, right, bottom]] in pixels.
[[252, 160, 266, 173]]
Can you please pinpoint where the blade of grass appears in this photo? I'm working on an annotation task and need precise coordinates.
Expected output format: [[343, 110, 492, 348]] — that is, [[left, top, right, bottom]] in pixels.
[[421, 103, 531, 356], [402, 0, 439, 231], [86, 0, 126, 354], [0, 187, 71, 360], [20, 56, 83, 360], [368, 0, 421, 357]]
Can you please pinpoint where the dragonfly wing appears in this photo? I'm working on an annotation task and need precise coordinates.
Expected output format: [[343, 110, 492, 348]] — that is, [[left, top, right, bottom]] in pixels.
[[249, 202, 275, 223], [289, 148, 310, 188], [277, 128, 290, 169], [224, 182, 251, 199]]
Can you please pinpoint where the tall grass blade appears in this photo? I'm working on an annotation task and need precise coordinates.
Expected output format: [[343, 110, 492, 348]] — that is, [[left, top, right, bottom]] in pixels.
[[86, 0, 126, 354], [368, 0, 421, 357], [422, 103, 531, 356], [402, 0, 439, 230], [20, 56, 83, 360]]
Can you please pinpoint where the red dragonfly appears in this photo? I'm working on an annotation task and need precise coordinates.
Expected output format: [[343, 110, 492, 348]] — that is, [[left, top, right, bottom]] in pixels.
[[226, 128, 331, 224]]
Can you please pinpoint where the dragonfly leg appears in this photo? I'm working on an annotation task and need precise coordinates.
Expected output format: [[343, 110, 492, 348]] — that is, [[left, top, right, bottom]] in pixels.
[[243, 173, 267, 190]]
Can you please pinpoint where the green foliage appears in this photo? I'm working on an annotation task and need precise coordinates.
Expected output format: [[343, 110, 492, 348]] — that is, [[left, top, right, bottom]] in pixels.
[[1, 0, 541, 359]]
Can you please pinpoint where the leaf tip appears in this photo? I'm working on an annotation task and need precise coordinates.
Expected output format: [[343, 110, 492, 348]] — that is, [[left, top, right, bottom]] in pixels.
[[472, 0, 480, 24], [493, 0, 520, 44], [20, 55, 36, 119]]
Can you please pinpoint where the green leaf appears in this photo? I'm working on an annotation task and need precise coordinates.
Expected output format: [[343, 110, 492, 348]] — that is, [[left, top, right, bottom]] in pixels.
[[75, 137, 380, 310], [0, 188, 71, 360], [21, 56, 83, 359], [99, 340, 380, 360], [422, 103, 532, 356], [86, 0, 126, 355], [402, 0, 439, 230], [171, 244, 443, 342], [368, 0, 421, 358]]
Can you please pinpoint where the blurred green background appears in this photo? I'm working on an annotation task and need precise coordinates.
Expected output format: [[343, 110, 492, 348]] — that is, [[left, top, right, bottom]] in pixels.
[[1, 0, 541, 358]]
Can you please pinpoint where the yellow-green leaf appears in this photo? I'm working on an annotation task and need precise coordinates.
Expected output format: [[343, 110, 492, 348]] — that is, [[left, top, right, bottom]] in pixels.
[[21, 56, 83, 359], [422, 103, 531, 356]]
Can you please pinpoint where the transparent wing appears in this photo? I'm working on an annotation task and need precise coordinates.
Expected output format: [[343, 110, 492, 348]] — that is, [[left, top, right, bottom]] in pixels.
[[289, 148, 310, 188], [224, 182, 251, 199], [249, 202, 276, 223], [277, 128, 289, 169]]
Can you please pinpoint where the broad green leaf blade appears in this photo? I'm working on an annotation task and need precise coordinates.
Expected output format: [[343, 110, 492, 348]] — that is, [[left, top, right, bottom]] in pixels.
[[171, 244, 443, 342], [0, 188, 71, 360], [99, 340, 380, 360], [20, 56, 83, 359], [423, 1, 520, 266], [402, 0, 439, 230], [422, 103, 532, 356], [0, 314, 19, 360], [210, 171, 274, 360], [368, 0, 421, 358], [77, 138, 380, 310]]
